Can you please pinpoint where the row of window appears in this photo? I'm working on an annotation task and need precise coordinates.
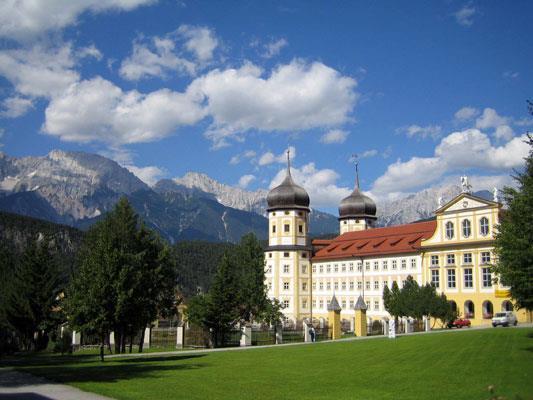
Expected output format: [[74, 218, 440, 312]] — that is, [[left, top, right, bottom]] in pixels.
[[430, 252, 491, 266], [269, 278, 411, 293], [430, 267, 492, 289], [445, 217, 490, 240], [313, 258, 417, 274], [271, 223, 305, 234], [280, 298, 382, 311]]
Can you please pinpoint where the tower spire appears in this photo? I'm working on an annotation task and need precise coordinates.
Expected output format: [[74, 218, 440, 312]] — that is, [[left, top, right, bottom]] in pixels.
[[287, 147, 291, 176], [351, 154, 360, 189]]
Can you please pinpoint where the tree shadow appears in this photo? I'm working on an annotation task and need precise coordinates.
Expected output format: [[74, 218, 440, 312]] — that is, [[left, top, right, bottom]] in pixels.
[[3, 354, 207, 387], [0, 394, 54, 400]]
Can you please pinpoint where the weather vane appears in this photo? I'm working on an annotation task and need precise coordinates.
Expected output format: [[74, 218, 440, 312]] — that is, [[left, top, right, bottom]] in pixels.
[[349, 153, 360, 189]]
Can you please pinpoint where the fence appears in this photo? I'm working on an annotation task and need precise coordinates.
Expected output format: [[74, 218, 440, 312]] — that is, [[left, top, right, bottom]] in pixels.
[[151, 327, 176, 348]]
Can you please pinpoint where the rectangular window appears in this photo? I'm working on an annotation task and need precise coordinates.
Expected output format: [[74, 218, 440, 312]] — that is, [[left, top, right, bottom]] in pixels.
[[392, 260, 397, 270], [326, 264, 331, 273], [284, 224, 290, 232], [365, 281, 370, 290], [319, 300, 324, 308], [272, 225, 276, 233], [349, 263, 354, 272], [365, 262, 370, 271], [283, 282, 290, 290], [302, 299, 307, 309], [312, 265, 316, 273], [334, 282, 339, 290], [283, 265, 290, 273], [334, 264, 338, 272], [383, 260, 388, 270], [302, 282, 307, 291], [463, 253, 472, 264], [342, 264, 346, 272], [366, 301, 371, 309], [298, 225, 303, 233], [349, 300, 354, 308], [374, 261, 379, 271], [284, 252, 289, 257], [269, 253, 272, 258], [266, 265, 272, 273], [312, 300, 316, 308], [447, 269, 456, 289], [319, 282, 324, 290], [327, 282, 331, 290], [482, 267, 492, 287], [481, 252, 491, 264], [357, 262, 362, 272], [342, 300, 346, 309], [374, 301, 379, 311], [447, 254, 455, 265], [464, 268, 473, 288], [302, 252, 307, 258], [283, 300, 289, 308], [302, 265, 307, 274], [319, 265, 323, 273], [411, 259, 416, 269], [431, 255, 439, 266], [374, 281, 379, 290], [342, 281, 346, 290], [268, 281, 272, 290], [349, 281, 354, 290], [357, 281, 362, 290], [312, 281, 316, 290], [401, 259, 406, 270]]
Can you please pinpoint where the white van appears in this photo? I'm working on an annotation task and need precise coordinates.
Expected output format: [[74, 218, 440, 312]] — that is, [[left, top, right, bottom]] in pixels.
[[492, 311, 518, 327]]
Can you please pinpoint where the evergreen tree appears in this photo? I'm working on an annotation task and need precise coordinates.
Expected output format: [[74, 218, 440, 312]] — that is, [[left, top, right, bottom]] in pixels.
[[493, 133, 533, 311], [66, 197, 178, 360], [6, 237, 66, 351]]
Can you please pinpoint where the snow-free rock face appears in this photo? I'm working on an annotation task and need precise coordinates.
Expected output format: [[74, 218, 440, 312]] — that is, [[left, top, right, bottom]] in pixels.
[[0, 150, 148, 223]]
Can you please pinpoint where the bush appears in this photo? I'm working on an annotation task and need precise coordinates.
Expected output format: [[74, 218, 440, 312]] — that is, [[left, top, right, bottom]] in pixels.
[[51, 331, 72, 355]]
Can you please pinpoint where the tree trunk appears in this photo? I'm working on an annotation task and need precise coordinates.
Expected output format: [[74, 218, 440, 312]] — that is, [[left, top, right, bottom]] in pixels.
[[114, 327, 121, 354], [129, 334, 133, 353], [99, 334, 105, 362]]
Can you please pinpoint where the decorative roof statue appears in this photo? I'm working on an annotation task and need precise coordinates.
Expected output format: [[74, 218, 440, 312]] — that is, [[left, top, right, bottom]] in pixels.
[[493, 187, 499, 203], [460, 175, 472, 194], [437, 196, 443, 208]]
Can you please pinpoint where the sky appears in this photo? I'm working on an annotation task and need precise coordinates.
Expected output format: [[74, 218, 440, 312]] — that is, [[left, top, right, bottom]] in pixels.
[[0, 0, 532, 212]]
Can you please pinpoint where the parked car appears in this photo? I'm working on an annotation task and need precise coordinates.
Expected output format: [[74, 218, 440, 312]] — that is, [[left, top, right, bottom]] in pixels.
[[447, 318, 471, 329], [492, 311, 517, 327]]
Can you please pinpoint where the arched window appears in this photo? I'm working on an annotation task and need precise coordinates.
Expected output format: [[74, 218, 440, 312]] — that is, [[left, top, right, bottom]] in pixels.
[[445, 221, 454, 239], [464, 300, 475, 318], [449, 300, 457, 313], [462, 219, 471, 238], [482, 300, 494, 319], [480, 217, 489, 236], [501, 300, 513, 312]]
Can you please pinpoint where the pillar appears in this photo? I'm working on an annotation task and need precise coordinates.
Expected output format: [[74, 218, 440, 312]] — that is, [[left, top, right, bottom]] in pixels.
[[275, 325, 283, 344], [353, 295, 367, 337], [176, 325, 184, 349], [240, 324, 252, 347], [382, 319, 389, 335], [424, 316, 431, 332], [327, 295, 342, 340], [72, 330, 81, 347], [350, 317, 355, 333], [144, 327, 151, 349]]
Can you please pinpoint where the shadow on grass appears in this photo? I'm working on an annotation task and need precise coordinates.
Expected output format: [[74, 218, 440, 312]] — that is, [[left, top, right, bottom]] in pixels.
[[0, 394, 53, 400], [2, 354, 207, 387]]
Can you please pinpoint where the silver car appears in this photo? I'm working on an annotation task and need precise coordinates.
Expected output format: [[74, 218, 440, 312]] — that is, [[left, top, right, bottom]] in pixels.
[[492, 311, 518, 327]]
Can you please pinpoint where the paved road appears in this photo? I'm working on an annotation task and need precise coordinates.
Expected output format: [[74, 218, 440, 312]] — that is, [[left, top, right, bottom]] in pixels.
[[0, 368, 113, 400]]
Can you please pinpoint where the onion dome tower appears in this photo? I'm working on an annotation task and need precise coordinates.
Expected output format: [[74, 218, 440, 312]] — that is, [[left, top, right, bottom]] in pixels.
[[338, 158, 377, 234], [264, 149, 312, 324]]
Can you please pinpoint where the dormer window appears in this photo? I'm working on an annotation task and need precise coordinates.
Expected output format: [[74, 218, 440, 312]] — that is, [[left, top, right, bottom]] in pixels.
[[445, 221, 454, 239], [462, 219, 471, 238], [480, 217, 489, 236]]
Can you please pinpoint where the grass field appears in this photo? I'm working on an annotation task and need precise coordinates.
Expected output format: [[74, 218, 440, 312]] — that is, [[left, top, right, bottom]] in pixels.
[[3, 327, 533, 400]]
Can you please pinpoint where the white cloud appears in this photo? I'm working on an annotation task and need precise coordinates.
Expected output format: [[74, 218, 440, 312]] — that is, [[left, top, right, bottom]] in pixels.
[[454, 106, 479, 121], [360, 149, 378, 158], [43, 76, 207, 145], [0, 44, 79, 98], [320, 129, 349, 144], [189, 59, 358, 148], [0, 0, 155, 41], [177, 25, 218, 62], [398, 124, 442, 140], [77, 44, 103, 60], [503, 71, 519, 79], [382, 146, 392, 159], [515, 118, 533, 127], [120, 35, 196, 80], [230, 150, 256, 165], [270, 162, 351, 208], [262, 38, 288, 59], [371, 129, 529, 196], [126, 164, 165, 186], [238, 174, 255, 188], [454, 4, 477, 26], [475, 108, 509, 130], [0, 96, 34, 118], [258, 146, 295, 166], [494, 125, 514, 141]]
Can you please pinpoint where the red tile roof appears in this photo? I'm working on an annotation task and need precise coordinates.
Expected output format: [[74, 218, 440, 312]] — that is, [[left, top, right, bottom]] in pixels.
[[312, 220, 436, 261]]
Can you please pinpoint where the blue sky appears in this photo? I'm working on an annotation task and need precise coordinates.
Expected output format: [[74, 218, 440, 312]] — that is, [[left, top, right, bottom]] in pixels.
[[0, 0, 532, 211]]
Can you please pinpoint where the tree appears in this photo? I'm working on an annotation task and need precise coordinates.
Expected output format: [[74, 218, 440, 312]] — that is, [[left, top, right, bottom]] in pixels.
[[6, 237, 66, 351], [66, 197, 177, 361]]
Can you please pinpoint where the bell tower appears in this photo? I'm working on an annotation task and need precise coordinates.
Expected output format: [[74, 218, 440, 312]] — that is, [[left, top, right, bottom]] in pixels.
[[264, 150, 312, 324]]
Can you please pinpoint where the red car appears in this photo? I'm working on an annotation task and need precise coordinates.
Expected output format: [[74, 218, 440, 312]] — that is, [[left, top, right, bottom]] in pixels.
[[448, 318, 471, 328]]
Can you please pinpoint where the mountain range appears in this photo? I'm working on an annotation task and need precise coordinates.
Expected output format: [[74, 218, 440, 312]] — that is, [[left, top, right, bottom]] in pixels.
[[0, 150, 494, 243]]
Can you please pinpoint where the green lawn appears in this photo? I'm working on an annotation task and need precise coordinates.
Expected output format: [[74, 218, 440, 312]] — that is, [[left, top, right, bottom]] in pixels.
[[3, 328, 533, 400]]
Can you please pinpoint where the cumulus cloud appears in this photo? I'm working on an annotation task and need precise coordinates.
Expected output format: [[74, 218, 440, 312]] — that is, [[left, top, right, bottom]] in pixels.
[[454, 4, 477, 26], [189, 59, 358, 148], [360, 149, 378, 158], [43, 76, 207, 145], [258, 146, 295, 166], [0, 44, 80, 98], [371, 129, 529, 197], [0, 0, 155, 41], [238, 174, 255, 188], [0, 96, 34, 118], [494, 125, 514, 141], [397, 124, 442, 140], [126, 164, 165, 186], [230, 150, 256, 165], [270, 162, 351, 208], [177, 25, 218, 62], [454, 106, 479, 122], [320, 129, 349, 144], [120, 35, 196, 80], [262, 38, 288, 59], [503, 71, 519, 79], [475, 108, 509, 130]]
